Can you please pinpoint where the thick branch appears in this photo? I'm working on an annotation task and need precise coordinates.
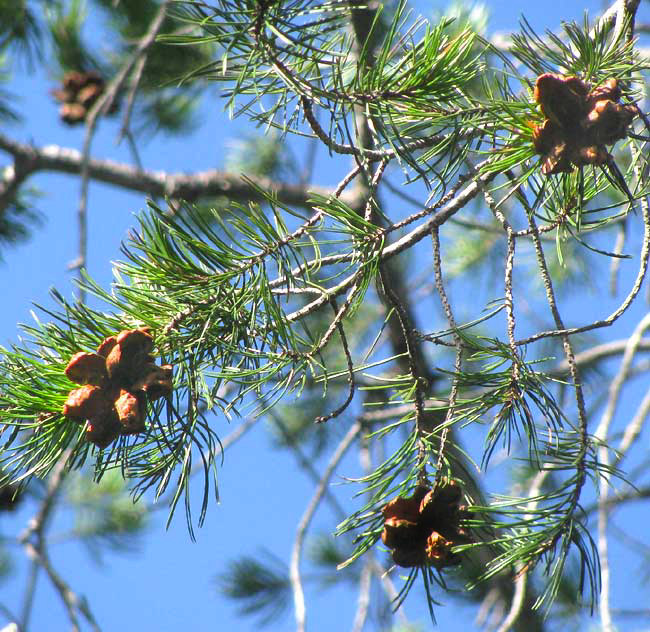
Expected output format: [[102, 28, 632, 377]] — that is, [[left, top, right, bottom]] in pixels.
[[0, 133, 360, 213]]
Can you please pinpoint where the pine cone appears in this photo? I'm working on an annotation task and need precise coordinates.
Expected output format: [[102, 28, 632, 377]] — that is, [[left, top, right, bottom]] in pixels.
[[380, 480, 470, 569], [531, 73, 637, 175]]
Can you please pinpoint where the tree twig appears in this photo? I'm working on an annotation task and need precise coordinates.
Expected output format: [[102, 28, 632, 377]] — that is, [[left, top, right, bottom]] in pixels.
[[18, 450, 100, 632], [284, 169, 496, 322], [289, 421, 361, 632]]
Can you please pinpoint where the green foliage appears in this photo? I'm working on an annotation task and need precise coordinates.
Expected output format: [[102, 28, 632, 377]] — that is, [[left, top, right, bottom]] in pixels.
[[307, 533, 358, 586], [0, 190, 381, 526], [217, 552, 291, 625], [66, 469, 148, 560], [134, 88, 200, 136], [0, 188, 41, 254], [510, 15, 641, 83], [47, 0, 99, 73], [92, 0, 215, 135], [94, 0, 161, 35], [0, 0, 43, 65], [0, 0, 212, 137], [167, 0, 486, 180], [0, 53, 20, 122], [225, 132, 298, 181], [217, 537, 358, 627]]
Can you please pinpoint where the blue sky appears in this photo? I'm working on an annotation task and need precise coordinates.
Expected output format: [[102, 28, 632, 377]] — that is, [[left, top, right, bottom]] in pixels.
[[2, 1, 650, 631]]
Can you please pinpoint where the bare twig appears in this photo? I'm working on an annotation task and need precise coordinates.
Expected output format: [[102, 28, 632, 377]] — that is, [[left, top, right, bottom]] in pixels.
[[315, 299, 356, 424], [357, 335, 650, 424], [431, 226, 462, 473], [74, 1, 174, 301], [19, 560, 39, 632], [300, 95, 478, 162], [478, 181, 519, 363], [594, 257, 650, 632], [289, 422, 361, 632], [351, 559, 372, 632], [21, 541, 99, 632], [609, 220, 627, 295], [18, 450, 99, 632], [527, 211, 590, 539], [592, 7, 650, 620], [117, 53, 149, 142], [516, 196, 650, 346], [616, 385, 650, 464], [377, 260, 428, 476], [267, 409, 347, 519], [363, 159, 388, 223], [285, 169, 496, 322], [551, 337, 650, 375]]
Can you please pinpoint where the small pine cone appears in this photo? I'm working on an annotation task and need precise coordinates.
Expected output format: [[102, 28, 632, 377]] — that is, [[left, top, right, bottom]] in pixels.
[[80, 70, 103, 87], [116, 328, 153, 350], [382, 485, 430, 522], [588, 78, 621, 106], [573, 145, 608, 167], [51, 88, 73, 103], [432, 479, 462, 506], [419, 489, 444, 526], [114, 389, 146, 434], [65, 352, 108, 386], [541, 141, 572, 175], [585, 99, 636, 145], [531, 119, 563, 156], [534, 73, 590, 127], [63, 385, 112, 421], [419, 481, 461, 523], [62, 70, 87, 92], [104, 346, 123, 378]]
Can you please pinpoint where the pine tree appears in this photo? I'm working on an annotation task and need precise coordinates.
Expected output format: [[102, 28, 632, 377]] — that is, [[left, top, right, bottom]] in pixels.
[[1, 1, 650, 630]]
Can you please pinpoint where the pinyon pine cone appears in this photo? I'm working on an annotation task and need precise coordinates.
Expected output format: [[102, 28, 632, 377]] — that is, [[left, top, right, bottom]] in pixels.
[[51, 70, 118, 125], [381, 480, 470, 569], [531, 74, 636, 175], [62, 328, 173, 447]]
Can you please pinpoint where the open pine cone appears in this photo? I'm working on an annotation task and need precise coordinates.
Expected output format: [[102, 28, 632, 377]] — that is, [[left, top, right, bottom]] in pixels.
[[51, 70, 118, 125], [62, 328, 173, 448], [381, 479, 470, 569], [531, 74, 636, 175]]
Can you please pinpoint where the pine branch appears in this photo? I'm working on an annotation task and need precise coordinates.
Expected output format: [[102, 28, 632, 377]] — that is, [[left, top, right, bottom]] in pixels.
[[0, 132, 360, 214]]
